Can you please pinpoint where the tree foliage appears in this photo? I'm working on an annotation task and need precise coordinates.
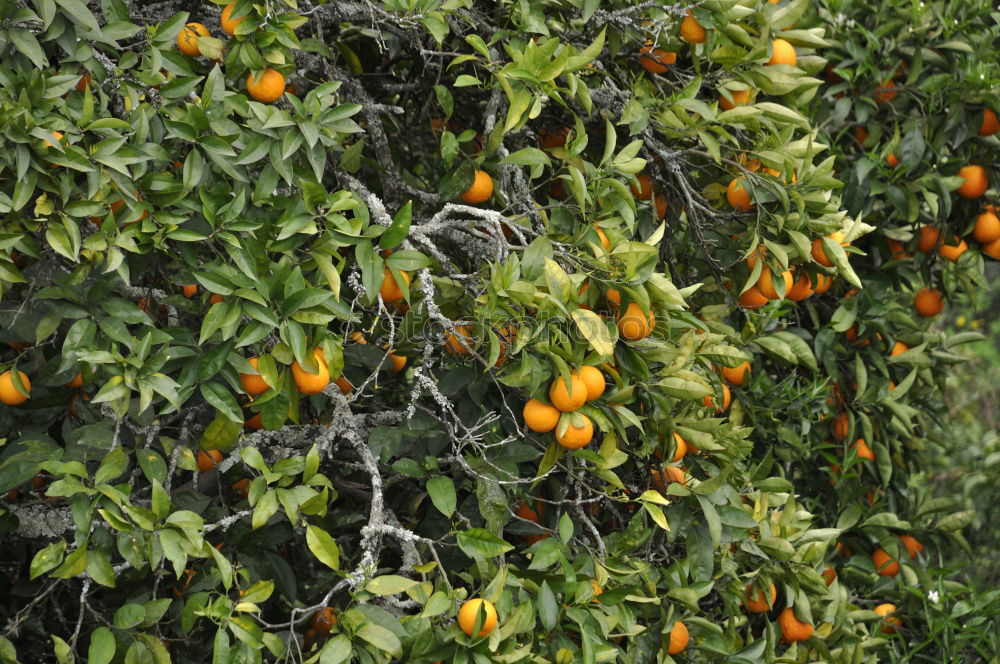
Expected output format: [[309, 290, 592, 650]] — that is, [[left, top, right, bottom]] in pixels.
[[0, 0, 998, 662]]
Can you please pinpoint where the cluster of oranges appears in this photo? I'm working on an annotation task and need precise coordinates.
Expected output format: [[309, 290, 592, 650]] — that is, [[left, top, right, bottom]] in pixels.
[[175, 4, 287, 104], [522, 367, 605, 450]]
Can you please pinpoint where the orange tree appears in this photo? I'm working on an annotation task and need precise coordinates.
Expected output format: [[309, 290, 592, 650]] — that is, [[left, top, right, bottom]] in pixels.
[[0, 0, 996, 662]]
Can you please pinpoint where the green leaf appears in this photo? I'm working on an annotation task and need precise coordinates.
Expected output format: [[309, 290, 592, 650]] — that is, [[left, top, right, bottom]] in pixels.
[[319, 635, 352, 664], [426, 476, 456, 517], [113, 603, 146, 630], [199, 383, 242, 424], [30, 540, 66, 579], [379, 200, 412, 249], [306, 525, 340, 570], [87, 627, 115, 664], [356, 624, 402, 658], [456, 528, 514, 559], [571, 309, 613, 358], [367, 575, 419, 596]]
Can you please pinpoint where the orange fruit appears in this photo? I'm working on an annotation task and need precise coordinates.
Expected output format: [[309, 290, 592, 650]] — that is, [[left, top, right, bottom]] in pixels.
[[874, 603, 901, 634], [890, 340, 908, 357], [938, 237, 967, 261], [334, 375, 352, 395], [209, 293, 224, 305], [606, 288, 622, 307], [821, 566, 836, 586], [578, 365, 606, 401], [917, 226, 940, 253], [956, 165, 988, 199], [67, 373, 83, 389], [654, 194, 668, 220], [197, 449, 223, 472], [245, 413, 263, 430], [379, 267, 410, 303], [767, 38, 796, 66], [177, 23, 210, 57], [886, 153, 899, 168], [247, 68, 285, 103], [43, 130, 64, 148], [813, 273, 833, 295], [973, 208, 1000, 244], [460, 169, 494, 204], [616, 302, 655, 340], [984, 237, 1000, 260], [651, 466, 686, 492], [671, 432, 688, 462], [726, 178, 752, 210], [444, 325, 473, 355], [721, 361, 750, 386], [75, 71, 91, 92], [232, 478, 250, 497], [738, 285, 768, 309], [913, 287, 943, 317], [811, 232, 846, 267], [593, 225, 611, 251], [311, 607, 337, 634], [679, 12, 706, 43], [291, 348, 331, 395], [854, 126, 870, 144], [388, 352, 407, 373], [550, 374, 588, 412], [871, 548, 899, 577], [833, 412, 849, 440], [852, 438, 875, 461], [523, 399, 561, 432], [0, 370, 31, 405], [515, 499, 543, 523], [667, 621, 689, 654], [719, 89, 751, 111], [837, 541, 852, 557], [457, 598, 497, 638], [778, 607, 813, 643], [220, 2, 245, 35], [639, 45, 676, 73], [874, 79, 897, 105], [886, 238, 909, 259], [556, 414, 594, 449], [979, 108, 1000, 136], [743, 582, 777, 613], [240, 357, 270, 395], [786, 271, 814, 301], [704, 383, 731, 412], [757, 266, 792, 300], [537, 126, 568, 149], [630, 174, 653, 201], [900, 534, 923, 559], [182, 284, 198, 298]]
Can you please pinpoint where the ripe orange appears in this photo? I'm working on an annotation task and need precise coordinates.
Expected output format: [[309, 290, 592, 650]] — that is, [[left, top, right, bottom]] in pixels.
[[209, 293, 224, 305], [444, 325, 472, 355], [900, 534, 923, 559], [956, 165, 988, 199], [813, 273, 833, 294], [379, 268, 410, 303], [291, 348, 331, 395], [786, 271, 814, 301], [852, 438, 875, 461], [182, 284, 198, 298], [43, 130, 64, 148], [979, 108, 1000, 136], [537, 126, 568, 149], [75, 71, 91, 92], [523, 399, 561, 432], [334, 375, 353, 395], [247, 68, 285, 103], [874, 79, 897, 105], [757, 266, 792, 300], [871, 548, 899, 577], [913, 287, 943, 317], [744, 582, 777, 613], [654, 194, 668, 219], [767, 38, 796, 66], [651, 466, 685, 492], [886, 153, 899, 168], [704, 383, 731, 412], [0, 370, 31, 405], [917, 226, 940, 253], [874, 603, 901, 634], [177, 23, 210, 57], [886, 238, 909, 259], [811, 232, 846, 267], [630, 174, 653, 201], [67, 373, 83, 389], [721, 361, 750, 386], [890, 340, 908, 357], [778, 607, 813, 643], [738, 285, 768, 309], [460, 169, 494, 204], [311, 607, 337, 634], [197, 449, 223, 472], [821, 566, 836, 586], [679, 12, 706, 43], [719, 89, 751, 111], [938, 237, 967, 261], [973, 207, 1000, 244], [220, 2, 246, 35], [671, 432, 688, 462], [667, 621, 689, 654], [854, 126, 870, 144], [578, 365, 606, 401], [833, 412, 849, 440], [606, 288, 621, 307], [240, 357, 270, 395], [388, 351, 407, 373], [726, 178, 752, 210], [232, 478, 250, 497], [984, 237, 1000, 260], [556, 414, 594, 449], [617, 302, 655, 340], [593, 225, 611, 251], [550, 374, 588, 412], [457, 598, 497, 638], [245, 412, 263, 430], [639, 45, 676, 73]]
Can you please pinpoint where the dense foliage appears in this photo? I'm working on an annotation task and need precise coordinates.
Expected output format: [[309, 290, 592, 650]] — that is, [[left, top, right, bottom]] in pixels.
[[0, 0, 998, 662]]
